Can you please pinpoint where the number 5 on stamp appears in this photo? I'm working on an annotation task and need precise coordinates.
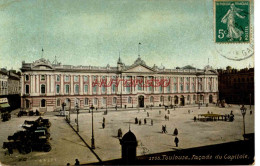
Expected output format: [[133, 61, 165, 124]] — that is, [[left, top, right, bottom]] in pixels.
[[214, 0, 250, 43]]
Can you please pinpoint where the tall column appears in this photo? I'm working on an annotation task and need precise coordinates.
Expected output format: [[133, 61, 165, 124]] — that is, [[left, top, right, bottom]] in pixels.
[[30, 75, 33, 94], [89, 75, 92, 95], [32, 75, 35, 94], [70, 75, 74, 95], [36, 75, 39, 94], [51, 75, 55, 94], [61, 74, 64, 95], [21, 75, 24, 96], [177, 77, 179, 93], [80, 75, 83, 95]]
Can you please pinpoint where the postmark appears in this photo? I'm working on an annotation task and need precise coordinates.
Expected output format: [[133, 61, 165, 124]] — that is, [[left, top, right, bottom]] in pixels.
[[214, 0, 250, 43]]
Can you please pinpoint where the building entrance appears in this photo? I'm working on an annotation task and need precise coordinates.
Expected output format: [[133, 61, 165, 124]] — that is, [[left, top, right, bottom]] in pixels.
[[138, 95, 144, 108]]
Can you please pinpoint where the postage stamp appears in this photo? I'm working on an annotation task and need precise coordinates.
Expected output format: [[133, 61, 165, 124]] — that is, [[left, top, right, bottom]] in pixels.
[[214, 0, 250, 43]]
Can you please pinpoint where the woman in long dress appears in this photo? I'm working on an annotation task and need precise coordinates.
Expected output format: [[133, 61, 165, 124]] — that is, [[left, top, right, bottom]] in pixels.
[[221, 3, 245, 41]]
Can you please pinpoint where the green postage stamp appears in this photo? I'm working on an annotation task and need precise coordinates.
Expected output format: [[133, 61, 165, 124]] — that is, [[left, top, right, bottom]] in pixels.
[[214, 0, 250, 43]]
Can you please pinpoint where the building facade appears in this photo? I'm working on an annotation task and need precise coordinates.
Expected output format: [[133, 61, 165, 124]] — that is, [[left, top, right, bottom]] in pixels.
[[21, 57, 218, 111], [218, 66, 254, 105]]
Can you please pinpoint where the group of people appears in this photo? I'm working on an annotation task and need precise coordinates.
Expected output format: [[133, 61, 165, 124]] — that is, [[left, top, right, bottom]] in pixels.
[[135, 117, 153, 126]]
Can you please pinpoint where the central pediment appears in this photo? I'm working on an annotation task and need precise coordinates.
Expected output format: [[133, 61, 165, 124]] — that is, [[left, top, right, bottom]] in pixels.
[[124, 65, 155, 73]]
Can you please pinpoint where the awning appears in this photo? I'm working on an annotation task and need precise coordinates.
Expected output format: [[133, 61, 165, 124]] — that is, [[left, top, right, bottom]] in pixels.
[[0, 103, 10, 108]]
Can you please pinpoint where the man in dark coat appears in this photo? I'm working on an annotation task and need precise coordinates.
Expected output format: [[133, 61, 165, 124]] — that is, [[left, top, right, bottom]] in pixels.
[[173, 128, 178, 136], [174, 137, 179, 147]]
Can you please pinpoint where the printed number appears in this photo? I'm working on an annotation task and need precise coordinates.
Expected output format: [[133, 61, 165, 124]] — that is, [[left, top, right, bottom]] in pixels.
[[218, 29, 225, 39]]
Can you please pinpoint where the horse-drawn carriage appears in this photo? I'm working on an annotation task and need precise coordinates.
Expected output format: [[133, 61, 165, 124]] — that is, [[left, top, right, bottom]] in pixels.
[[2, 117, 52, 154]]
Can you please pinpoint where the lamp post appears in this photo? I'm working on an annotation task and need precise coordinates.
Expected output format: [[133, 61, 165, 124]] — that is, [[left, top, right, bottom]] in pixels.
[[76, 103, 79, 132], [90, 105, 95, 149], [249, 93, 251, 110], [68, 99, 71, 123], [240, 105, 247, 140]]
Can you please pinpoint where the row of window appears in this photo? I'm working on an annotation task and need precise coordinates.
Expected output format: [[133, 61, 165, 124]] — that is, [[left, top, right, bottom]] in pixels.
[[24, 83, 214, 94], [25, 74, 216, 84]]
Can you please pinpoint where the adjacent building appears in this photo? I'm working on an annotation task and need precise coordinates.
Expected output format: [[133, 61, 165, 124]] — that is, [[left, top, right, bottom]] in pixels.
[[20, 56, 218, 111], [0, 69, 21, 110], [218, 66, 254, 105]]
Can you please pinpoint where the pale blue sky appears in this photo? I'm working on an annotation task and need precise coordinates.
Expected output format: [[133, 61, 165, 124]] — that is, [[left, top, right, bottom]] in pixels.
[[0, 0, 254, 70]]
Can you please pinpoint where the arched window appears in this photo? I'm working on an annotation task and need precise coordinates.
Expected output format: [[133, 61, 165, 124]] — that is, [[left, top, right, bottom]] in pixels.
[[112, 84, 116, 93], [160, 96, 164, 102], [113, 97, 117, 105], [57, 99, 61, 106], [84, 84, 88, 93], [94, 98, 98, 105], [102, 85, 106, 94], [168, 96, 171, 101], [56, 85, 60, 94], [180, 84, 183, 92], [187, 95, 190, 101], [103, 98, 107, 105], [75, 84, 79, 94], [174, 84, 177, 92], [65, 85, 70, 94], [84, 98, 89, 105], [56, 75, 60, 82], [128, 97, 132, 104], [25, 84, 30, 94], [41, 84, 46, 94], [41, 99, 46, 107], [150, 96, 154, 103]]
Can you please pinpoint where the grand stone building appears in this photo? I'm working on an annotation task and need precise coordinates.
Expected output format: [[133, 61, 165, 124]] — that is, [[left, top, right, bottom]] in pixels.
[[218, 66, 254, 105], [20, 56, 218, 111]]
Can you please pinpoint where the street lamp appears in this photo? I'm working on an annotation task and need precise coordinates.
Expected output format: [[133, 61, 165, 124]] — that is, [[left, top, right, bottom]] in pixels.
[[90, 105, 95, 149], [76, 102, 79, 132], [249, 93, 251, 110], [240, 105, 247, 140]]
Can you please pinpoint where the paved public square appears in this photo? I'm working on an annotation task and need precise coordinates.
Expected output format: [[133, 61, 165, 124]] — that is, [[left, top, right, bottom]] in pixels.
[[69, 104, 254, 163], [0, 105, 254, 165]]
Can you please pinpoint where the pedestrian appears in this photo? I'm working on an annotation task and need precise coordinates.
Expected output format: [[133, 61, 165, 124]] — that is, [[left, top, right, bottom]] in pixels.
[[102, 122, 105, 129], [75, 159, 80, 166], [174, 137, 179, 147], [173, 128, 178, 136], [135, 117, 138, 124], [144, 118, 147, 125], [151, 119, 153, 126], [147, 112, 149, 117], [168, 110, 170, 114], [194, 116, 196, 122], [103, 117, 105, 123], [164, 125, 168, 133], [118, 128, 122, 138], [162, 125, 165, 133]]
